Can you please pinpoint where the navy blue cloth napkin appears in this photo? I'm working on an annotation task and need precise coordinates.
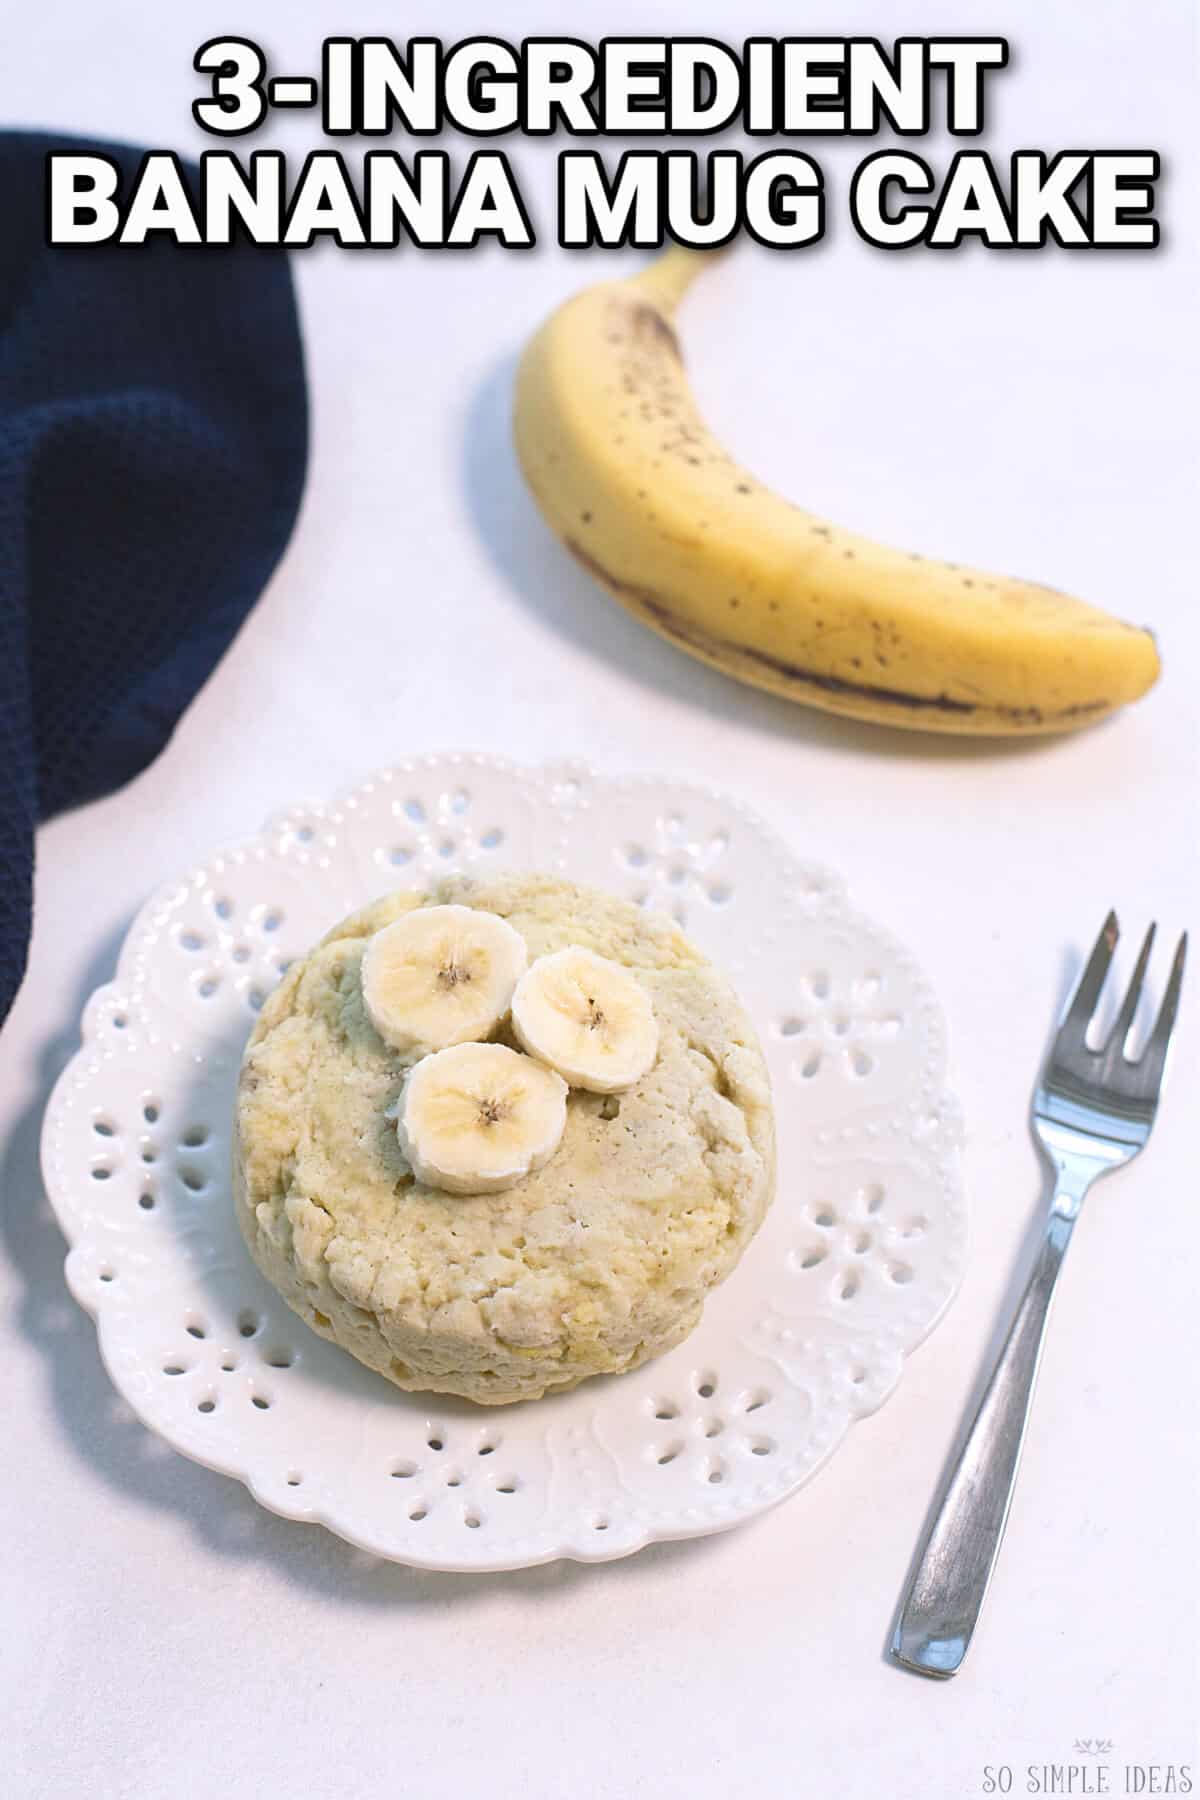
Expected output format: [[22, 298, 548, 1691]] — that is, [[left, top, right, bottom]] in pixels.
[[0, 134, 307, 1024]]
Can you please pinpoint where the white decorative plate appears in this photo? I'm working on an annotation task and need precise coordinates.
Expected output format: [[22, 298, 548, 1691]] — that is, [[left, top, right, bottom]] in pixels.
[[41, 755, 966, 1571]]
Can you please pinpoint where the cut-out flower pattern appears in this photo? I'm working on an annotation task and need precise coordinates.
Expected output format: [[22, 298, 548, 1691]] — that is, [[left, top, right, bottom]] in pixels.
[[620, 811, 733, 926], [373, 785, 506, 874], [777, 966, 903, 1085], [786, 1181, 921, 1303]]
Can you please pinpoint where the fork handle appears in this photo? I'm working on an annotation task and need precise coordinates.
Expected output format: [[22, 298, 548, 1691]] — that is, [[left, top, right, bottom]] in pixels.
[[891, 1207, 1075, 1678]]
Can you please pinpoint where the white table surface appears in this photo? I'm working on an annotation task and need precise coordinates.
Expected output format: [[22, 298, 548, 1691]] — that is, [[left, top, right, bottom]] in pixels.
[[4, 5, 1196, 1796]]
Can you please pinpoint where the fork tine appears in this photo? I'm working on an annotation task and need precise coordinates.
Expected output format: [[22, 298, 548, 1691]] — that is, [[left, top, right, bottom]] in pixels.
[[1107, 922, 1156, 1056], [1059, 910, 1119, 1043], [1133, 932, 1188, 1092]]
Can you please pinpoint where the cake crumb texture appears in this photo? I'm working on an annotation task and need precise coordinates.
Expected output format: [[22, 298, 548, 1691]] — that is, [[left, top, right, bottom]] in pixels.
[[234, 873, 775, 1404]]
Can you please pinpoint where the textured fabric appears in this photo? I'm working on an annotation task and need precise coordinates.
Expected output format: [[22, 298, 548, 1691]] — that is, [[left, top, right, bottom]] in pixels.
[[0, 133, 308, 1023]]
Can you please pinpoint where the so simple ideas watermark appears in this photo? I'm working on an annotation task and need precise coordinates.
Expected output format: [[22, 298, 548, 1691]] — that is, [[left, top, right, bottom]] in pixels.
[[980, 1744, 1193, 1795]]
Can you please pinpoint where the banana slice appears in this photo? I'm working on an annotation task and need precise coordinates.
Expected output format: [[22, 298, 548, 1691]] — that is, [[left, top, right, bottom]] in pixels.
[[512, 946, 658, 1093], [361, 905, 527, 1054], [397, 1042, 568, 1194]]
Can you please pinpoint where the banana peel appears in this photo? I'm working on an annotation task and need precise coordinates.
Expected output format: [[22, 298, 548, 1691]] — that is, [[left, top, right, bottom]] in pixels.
[[512, 248, 1159, 736]]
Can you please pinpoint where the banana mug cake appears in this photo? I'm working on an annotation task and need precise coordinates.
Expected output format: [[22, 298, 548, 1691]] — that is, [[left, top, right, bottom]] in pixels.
[[234, 873, 775, 1404]]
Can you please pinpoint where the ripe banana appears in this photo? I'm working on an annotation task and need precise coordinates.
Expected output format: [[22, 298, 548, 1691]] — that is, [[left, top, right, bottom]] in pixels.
[[398, 1042, 567, 1194], [513, 248, 1159, 734], [512, 947, 658, 1093], [361, 905, 526, 1055]]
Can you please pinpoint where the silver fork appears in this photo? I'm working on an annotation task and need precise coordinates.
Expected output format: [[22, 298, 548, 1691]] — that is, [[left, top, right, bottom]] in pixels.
[[891, 912, 1187, 1679]]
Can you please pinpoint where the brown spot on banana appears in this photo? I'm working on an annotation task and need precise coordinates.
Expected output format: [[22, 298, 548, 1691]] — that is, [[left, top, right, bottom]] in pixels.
[[628, 302, 682, 360], [564, 539, 1109, 732]]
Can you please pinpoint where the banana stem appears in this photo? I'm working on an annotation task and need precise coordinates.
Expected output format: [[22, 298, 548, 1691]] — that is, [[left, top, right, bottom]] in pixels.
[[630, 243, 722, 314]]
